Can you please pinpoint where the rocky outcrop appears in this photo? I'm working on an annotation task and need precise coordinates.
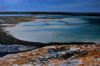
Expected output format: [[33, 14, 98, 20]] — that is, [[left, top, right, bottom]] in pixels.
[[0, 44, 99, 66]]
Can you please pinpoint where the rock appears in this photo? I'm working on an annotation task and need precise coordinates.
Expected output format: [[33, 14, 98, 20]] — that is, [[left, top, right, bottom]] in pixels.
[[0, 44, 99, 66]]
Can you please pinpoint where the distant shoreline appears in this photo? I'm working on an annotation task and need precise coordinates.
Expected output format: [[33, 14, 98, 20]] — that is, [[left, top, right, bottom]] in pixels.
[[0, 12, 100, 16]]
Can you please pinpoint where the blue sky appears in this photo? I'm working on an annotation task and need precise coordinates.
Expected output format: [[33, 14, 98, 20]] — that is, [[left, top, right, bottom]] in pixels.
[[0, 0, 100, 12]]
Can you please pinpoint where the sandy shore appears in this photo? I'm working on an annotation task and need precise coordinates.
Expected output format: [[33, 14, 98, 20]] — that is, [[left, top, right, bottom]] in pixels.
[[0, 16, 44, 46]]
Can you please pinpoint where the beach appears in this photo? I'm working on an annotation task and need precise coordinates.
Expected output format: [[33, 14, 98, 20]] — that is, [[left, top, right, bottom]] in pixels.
[[0, 15, 100, 66]]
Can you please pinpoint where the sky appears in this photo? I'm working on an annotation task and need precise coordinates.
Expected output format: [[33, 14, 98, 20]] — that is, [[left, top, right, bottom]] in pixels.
[[0, 0, 100, 12]]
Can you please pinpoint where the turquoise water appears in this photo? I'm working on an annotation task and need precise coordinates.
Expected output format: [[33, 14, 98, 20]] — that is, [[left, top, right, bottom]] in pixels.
[[3, 15, 100, 43]]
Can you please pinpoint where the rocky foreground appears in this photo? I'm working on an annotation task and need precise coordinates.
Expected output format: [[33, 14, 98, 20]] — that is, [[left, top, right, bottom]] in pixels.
[[0, 44, 99, 66]]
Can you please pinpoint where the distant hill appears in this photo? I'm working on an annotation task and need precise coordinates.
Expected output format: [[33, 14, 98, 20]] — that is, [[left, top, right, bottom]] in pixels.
[[0, 12, 100, 16]]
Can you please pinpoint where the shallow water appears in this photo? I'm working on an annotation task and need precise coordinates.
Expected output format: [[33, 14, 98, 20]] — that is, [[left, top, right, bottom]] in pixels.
[[2, 15, 100, 43], [0, 45, 35, 52], [0, 44, 36, 57]]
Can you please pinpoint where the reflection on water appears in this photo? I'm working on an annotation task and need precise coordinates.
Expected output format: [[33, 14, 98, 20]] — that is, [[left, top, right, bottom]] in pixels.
[[2, 16, 100, 43]]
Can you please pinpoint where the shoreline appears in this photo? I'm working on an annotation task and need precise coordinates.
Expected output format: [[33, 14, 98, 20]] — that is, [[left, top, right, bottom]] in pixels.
[[0, 12, 100, 16], [0, 16, 99, 46]]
